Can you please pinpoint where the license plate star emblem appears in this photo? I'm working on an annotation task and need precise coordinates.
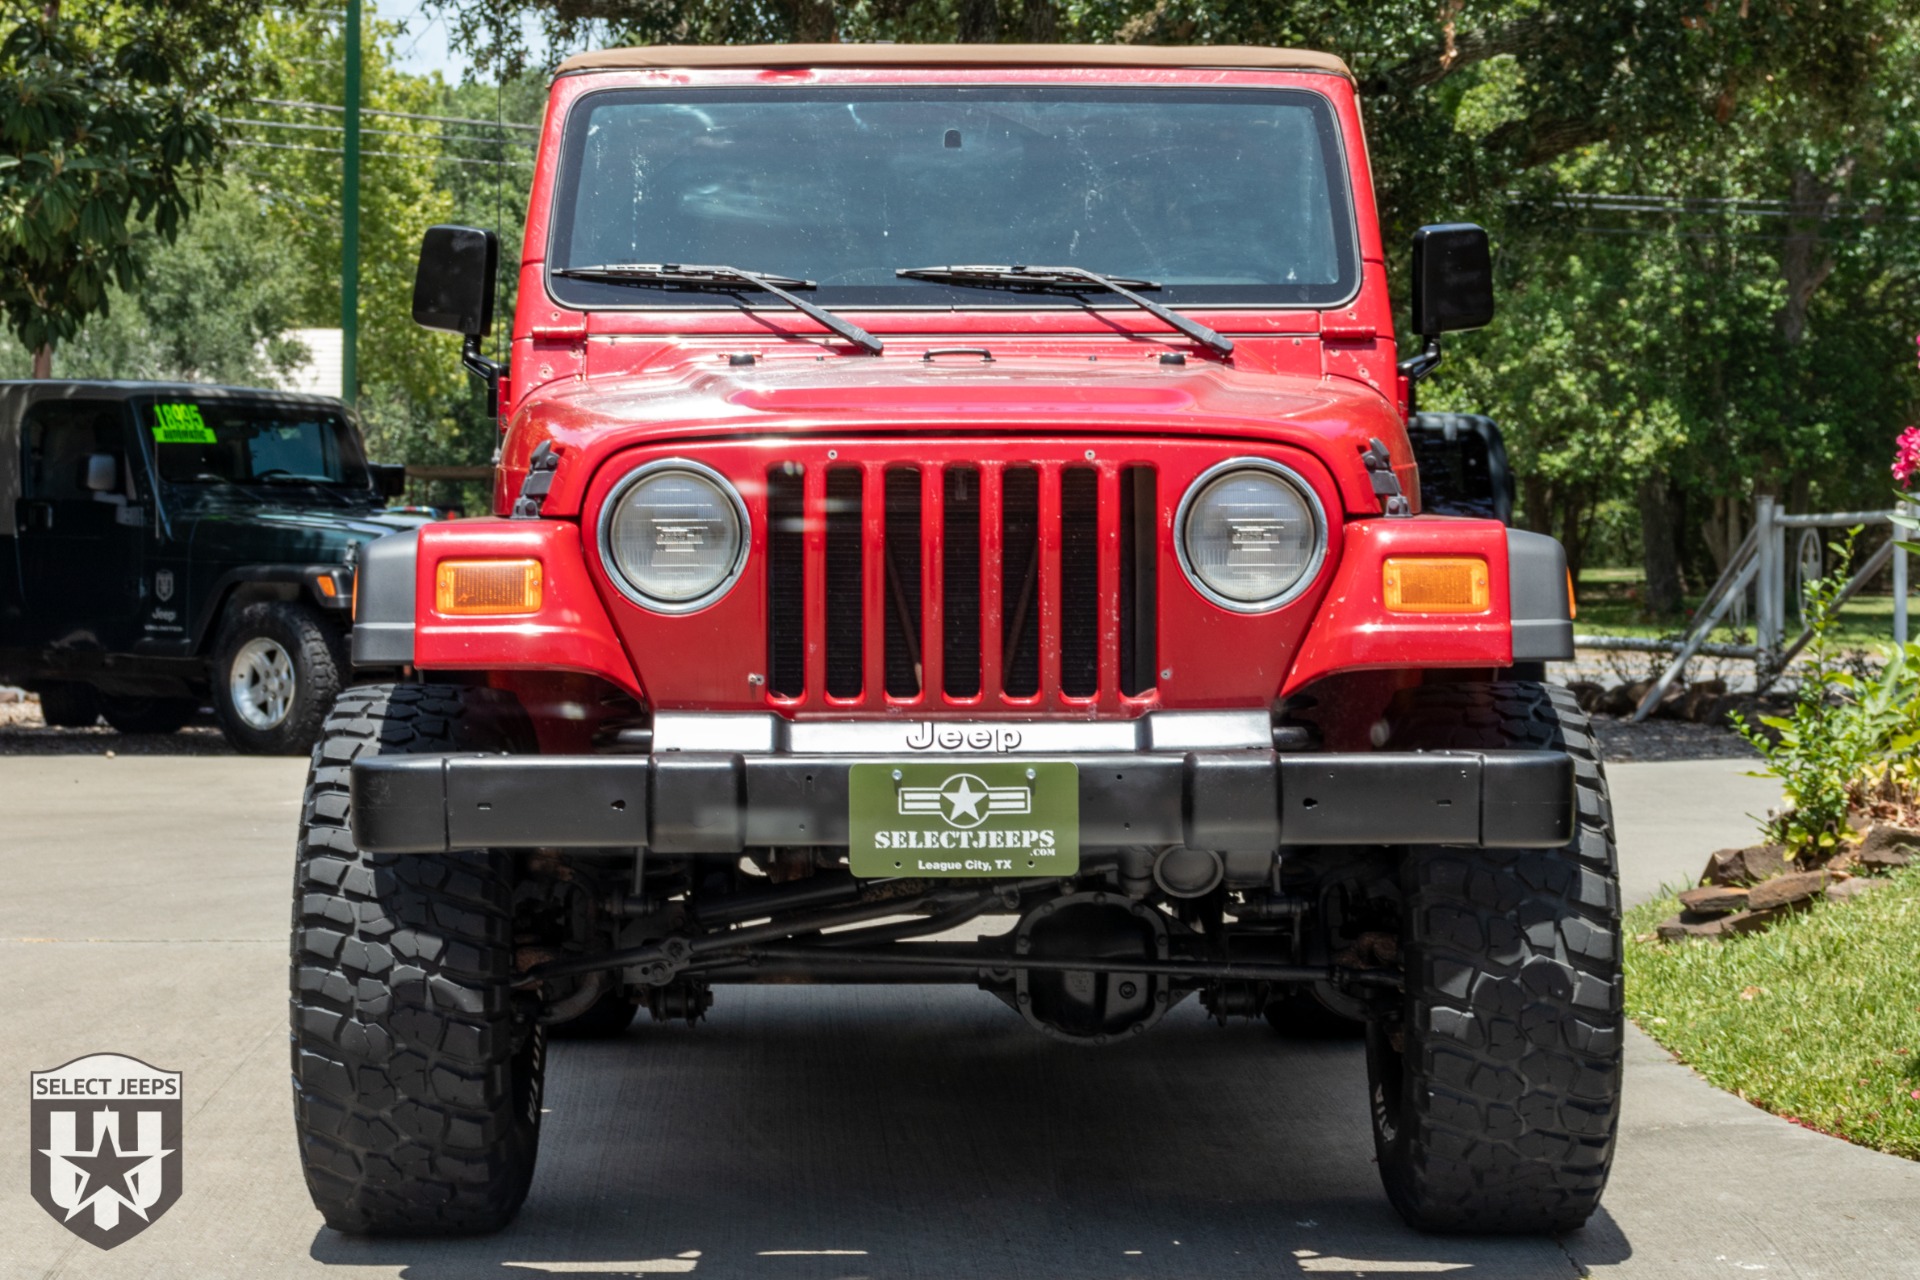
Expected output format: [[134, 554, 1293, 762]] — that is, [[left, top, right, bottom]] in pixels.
[[897, 771, 1031, 828]]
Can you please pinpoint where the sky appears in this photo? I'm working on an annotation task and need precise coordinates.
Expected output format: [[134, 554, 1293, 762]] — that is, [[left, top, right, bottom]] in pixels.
[[372, 0, 547, 83]]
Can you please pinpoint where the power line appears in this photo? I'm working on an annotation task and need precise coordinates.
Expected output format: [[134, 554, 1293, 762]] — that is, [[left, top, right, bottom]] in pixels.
[[227, 137, 533, 167], [256, 96, 541, 132], [221, 115, 536, 148]]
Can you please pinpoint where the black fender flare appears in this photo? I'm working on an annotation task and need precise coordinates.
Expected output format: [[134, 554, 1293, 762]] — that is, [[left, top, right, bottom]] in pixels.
[[1507, 529, 1574, 662], [350, 530, 417, 667], [191, 564, 352, 653]]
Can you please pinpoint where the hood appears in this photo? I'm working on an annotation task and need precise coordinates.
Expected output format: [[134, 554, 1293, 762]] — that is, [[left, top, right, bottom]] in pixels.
[[508, 353, 1410, 520], [185, 504, 429, 566]]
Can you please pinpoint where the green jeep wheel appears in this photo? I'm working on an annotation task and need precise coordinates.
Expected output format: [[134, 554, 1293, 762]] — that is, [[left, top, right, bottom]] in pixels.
[[211, 600, 345, 755]]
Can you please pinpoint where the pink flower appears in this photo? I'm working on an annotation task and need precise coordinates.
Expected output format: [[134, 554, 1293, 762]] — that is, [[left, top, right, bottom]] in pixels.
[[1895, 426, 1920, 487]]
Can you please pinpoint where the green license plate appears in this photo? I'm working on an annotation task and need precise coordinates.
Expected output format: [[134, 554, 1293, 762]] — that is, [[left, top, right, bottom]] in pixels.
[[849, 760, 1079, 878]]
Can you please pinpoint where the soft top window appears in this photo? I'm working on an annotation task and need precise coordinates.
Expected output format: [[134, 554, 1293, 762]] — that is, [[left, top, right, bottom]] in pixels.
[[549, 86, 1359, 312]]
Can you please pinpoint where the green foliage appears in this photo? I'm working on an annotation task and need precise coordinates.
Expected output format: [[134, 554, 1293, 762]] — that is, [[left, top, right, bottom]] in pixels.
[[43, 179, 310, 384], [0, 1, 265, 356], [1625, 867, 1920, 1161], [1731, 532, 1920, 853]]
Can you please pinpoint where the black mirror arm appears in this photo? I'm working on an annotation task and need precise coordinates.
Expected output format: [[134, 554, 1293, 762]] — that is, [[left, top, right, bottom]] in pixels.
[[461, 335, 507, 418], [1397, 335, 1443, 384]]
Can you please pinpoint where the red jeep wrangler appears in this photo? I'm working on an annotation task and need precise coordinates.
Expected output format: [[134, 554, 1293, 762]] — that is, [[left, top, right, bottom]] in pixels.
[[293, 45, 1616, 1238]]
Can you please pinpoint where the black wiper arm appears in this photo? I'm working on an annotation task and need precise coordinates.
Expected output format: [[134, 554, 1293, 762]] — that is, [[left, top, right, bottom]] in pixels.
[[897, 264, 1233, 357], [554, 262, 884, 355]]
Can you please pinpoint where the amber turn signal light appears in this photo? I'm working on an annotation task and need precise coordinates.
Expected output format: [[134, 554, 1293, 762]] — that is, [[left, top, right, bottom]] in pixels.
[[435, 559, 543, 615], [1382, 557, 1490, 613]]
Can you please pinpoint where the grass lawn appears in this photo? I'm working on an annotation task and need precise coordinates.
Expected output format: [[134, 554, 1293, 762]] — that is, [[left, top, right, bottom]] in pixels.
[[1624, 865, 1920, 1160], [1576, 566, 1911, 650]]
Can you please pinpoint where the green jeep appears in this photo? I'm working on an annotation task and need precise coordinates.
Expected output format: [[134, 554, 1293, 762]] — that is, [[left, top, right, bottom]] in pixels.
[[0, 381, 419, 752]]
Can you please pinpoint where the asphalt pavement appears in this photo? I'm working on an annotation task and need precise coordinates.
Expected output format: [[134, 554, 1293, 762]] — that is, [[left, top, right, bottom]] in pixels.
[[3, 751, 1917, 1279]]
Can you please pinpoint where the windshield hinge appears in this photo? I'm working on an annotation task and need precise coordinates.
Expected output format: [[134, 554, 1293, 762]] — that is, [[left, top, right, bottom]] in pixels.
[[1361, 437, 1411, 517], [513, 441, 561, 519]]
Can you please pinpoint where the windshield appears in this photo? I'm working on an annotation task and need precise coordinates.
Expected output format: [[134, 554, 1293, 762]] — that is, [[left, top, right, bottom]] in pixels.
[[549, 86, 1359, 312], [138, 398, 372, 495]]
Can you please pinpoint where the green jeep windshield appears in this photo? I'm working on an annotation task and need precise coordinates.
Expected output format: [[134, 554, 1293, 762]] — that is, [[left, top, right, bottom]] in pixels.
[[139, 399, 371, 494], [548, 86, 1358, 312]]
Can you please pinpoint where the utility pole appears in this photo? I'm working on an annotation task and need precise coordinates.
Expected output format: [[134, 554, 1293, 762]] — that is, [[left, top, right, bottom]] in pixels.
[[341, 0, 361, 403]]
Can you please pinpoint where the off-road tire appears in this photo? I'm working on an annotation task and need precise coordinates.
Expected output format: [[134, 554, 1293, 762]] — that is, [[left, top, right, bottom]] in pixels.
[[212, 600, 345, 755], [1369, 680, 1622, 1234], [36, 682, 99, 727], [291, 683, 544, 1235], [546, 987, 642, 1039], [99, 694, 195, 735]]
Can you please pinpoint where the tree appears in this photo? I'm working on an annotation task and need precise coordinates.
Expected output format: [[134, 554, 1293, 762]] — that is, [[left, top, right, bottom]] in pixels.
[[43, 178, 310, 384], [0, 1, 265, 376], [421, 1, 1920, 584]]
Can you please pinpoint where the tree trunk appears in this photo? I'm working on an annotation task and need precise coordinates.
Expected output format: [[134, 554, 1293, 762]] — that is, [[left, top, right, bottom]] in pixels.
[[1776, 166, 1840, 347], [1520, 473, 1552, 536], [31, 343, 52, 378], [1701, 494, 1741, 574], [1019, 0, 1058, 40], [957, 0, 998, 41], [1558, 486, 1587, 584], [1637, 476, 1684, 618], [778, 0, 836, 42]]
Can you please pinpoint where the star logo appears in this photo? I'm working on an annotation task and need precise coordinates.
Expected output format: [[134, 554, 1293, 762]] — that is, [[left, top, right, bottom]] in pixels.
[[31, 1054, 182, 1250], [898, 772, 1032, 829], [941, 775, 988, 824], [46, 1123, 170, 1221]]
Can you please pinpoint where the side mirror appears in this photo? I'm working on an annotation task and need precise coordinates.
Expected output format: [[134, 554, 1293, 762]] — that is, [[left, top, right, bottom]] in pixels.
[[1410, 223, 1495, 337], [369, 463, 407, 500], [84, 453, 118, 494], [412, 224, 507, 418], [412, 225, 498, 337]]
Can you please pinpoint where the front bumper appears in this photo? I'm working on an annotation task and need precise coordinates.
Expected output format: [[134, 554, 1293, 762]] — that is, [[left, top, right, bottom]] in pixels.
[[348, 748, 1576, 855]]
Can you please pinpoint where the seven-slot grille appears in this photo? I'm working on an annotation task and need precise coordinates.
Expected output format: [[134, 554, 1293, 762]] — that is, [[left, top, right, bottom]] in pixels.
[[765, 454, 1158, 711]]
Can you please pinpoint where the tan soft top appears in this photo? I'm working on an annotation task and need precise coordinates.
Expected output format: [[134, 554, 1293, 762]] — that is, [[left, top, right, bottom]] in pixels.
[[556, 44, 1351, 81]]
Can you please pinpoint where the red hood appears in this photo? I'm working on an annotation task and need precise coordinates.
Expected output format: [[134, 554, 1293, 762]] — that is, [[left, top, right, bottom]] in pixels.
[[507, 352, 1410, 519]]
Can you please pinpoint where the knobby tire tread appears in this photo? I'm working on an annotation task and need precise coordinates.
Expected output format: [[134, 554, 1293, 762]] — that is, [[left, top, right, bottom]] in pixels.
[[290, 683, 542, 1235], [1376, 680, 1622, 1234]]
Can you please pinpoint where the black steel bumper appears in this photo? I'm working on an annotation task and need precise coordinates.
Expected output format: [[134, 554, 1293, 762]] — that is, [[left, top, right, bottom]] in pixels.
[[348, 749, 1576, 855]]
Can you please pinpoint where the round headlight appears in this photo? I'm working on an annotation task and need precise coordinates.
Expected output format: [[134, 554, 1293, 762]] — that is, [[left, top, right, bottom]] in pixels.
[[600, 460, 748, 612], [1176, 459, 1325, 611]]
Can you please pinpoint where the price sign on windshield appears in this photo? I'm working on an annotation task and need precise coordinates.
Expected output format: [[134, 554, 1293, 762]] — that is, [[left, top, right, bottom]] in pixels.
[[151, 403, 216, 444]]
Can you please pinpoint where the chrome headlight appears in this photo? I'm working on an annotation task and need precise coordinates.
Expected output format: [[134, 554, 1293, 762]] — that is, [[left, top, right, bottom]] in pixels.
[[1175, 459, 1325, 611], [599, 460, 748, 612]]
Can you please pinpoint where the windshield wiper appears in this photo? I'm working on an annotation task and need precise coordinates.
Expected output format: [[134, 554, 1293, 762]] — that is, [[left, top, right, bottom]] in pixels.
[[553, 262, 884, 355], [896, 264, 1232, 357]]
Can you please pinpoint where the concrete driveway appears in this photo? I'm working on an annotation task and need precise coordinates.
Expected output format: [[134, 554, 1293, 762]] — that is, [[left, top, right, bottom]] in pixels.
[[2, 752, 1916, 1279]]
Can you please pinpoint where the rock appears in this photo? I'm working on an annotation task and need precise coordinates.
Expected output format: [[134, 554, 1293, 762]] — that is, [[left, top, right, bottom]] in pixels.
[[1856, 824, 1920, 871], [1678, 884, 1750, 916], [1566, 681, 1605, 714], [1704, 843, 1794, 887], [0, 686, 22, 704], [1656, 912, 1719, 940], [1826, 877, 1888, 905], [1748, 870, 1839, 911], [1597, 681, 1646, 717], [1655, 908, 1777, 941], [1673, 679, 1729, 724]]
